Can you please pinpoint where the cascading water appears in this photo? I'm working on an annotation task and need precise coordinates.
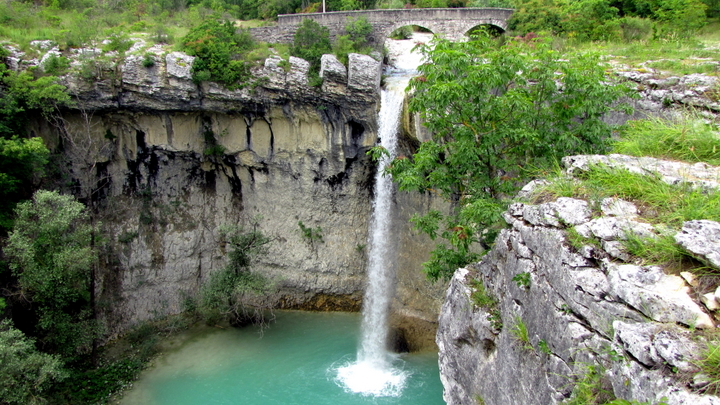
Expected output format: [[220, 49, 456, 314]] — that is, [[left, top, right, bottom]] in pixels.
[[335, 80, 412, 397]]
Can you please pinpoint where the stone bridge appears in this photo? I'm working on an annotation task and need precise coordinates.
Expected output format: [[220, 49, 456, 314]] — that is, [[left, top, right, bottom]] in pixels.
[[250, 8, 513, 46]]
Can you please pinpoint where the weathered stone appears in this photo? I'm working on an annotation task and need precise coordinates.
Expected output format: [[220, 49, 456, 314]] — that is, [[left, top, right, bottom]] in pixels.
[[581, 216, 655, 241], [601, 197, 638, 218], [675, 220, 720, 270], [287, 56, 310, 90], [614, 321, 660, 367], [701, 293, 719, 311], [320, 54, 347, 82], [563, 154, 720, 191], [681, 271, 698, 287], [30, 39, 56, 50], [347, 53, 381, 94], [522, 198, 591, 228], [606, 263, 714, 328]]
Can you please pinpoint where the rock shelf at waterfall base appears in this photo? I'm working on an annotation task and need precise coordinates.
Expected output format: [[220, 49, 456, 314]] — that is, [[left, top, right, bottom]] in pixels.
[[437, 154, 720, 405]]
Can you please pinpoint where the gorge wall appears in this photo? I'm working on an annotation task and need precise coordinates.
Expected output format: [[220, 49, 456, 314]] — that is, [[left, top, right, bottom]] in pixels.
[[437, 154, 720, 405], [10, 42, 446, 347]]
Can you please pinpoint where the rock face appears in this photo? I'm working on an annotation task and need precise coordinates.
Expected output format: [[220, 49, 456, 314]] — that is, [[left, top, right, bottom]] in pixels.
[[437, 155, 720, 405], [18, 47, 440, 345]]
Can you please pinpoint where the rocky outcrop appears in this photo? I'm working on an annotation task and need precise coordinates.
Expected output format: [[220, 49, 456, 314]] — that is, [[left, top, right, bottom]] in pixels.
[[10, 41, 442, 343], [437, 155, 720, 405]]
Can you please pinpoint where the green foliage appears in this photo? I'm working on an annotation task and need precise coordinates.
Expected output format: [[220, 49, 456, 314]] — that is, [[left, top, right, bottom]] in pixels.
[[390, 33, 629, 280], [290, 18, 332, 73], [182, 19, 256, 89], [469, 278, 497, 308], [0, 137, 50, 231], [564, 364, 615, 405], [512, 272, 531, 288], [469, 278, 502, 330], [199, 223, 273, 325], [566, 226, 601, 251], [509, 0, 709, 39], [698, 342, 720, 395], [102, 33, 134, 53], [4, 190, 99, 357], [622, 232, 698, 272], [542, 166, 720, 228], [0, 62, 71, 138], [0, 320, 67, 405], [538, 339, 552, 355], [42, 54, 71, 76], [612, 117, 720, 166], [619, 17, 653, 41], [298, 220, 324, 250], [563, 0, 621, 41], [142, 52, 156, 68], [389, 26, 414, 40], [510, 315, 533, 351]]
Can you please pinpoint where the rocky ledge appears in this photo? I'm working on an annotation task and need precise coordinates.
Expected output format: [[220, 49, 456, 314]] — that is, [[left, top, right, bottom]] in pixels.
[[4, 40, 382, 112], [437, 154, 720, 405]]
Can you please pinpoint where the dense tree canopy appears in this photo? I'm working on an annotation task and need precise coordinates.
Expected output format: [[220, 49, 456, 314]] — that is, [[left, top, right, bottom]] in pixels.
[[5, 190, 99, 357], [385, 34, 631, 280], [0, 320, 66, 405]]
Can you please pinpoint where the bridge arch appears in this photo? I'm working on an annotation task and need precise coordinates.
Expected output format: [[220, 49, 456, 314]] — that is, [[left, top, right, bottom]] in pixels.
[[260, 8, 514, 47]]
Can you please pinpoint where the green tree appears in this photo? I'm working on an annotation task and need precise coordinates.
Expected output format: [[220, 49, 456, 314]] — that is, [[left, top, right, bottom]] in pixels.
[[182, 19, 256, 89], [0, 320, 66, 405], [0, 60, 71, 139], [0, 137, 49, 232], [200, 223, 274, 326], [4, 190, 99, 357], [290, 18, 332, 73], [385, 34, 631, 280]]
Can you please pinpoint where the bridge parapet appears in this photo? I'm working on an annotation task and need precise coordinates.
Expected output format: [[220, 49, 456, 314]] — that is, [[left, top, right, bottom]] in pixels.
[[250, 8, 513, 46]]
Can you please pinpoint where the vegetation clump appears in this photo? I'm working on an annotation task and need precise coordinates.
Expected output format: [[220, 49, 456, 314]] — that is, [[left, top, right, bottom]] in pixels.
[[381, 32, 631, 280], [182, 19, 256, 89]]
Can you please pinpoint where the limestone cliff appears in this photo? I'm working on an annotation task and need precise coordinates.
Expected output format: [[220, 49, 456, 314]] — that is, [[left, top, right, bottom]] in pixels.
[[9, 41, 445, 345], [437, 155, 720, 405]]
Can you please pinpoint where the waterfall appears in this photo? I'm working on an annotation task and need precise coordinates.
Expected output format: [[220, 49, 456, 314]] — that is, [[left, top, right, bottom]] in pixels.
[[335, 82, 409, 398]]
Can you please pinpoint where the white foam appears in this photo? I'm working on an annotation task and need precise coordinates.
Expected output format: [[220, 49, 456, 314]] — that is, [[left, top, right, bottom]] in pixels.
[[335, 360, 408, 397]]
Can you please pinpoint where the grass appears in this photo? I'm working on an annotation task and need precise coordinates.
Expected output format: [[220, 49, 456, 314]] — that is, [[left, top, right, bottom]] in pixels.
[[510, 315, 533, 351], [613, 116, 720, 166], [621, 232, 701, 273], [469, 278, 503, 330], [697, 342, 720, 396], [470, 278, 497, 309], [543, 167, 720, 228]]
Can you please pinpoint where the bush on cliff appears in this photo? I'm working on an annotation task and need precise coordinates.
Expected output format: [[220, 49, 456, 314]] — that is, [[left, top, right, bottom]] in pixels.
[[182, 19, 256, 90], [290, 18, 332, 73], [380, 33, 631, 280]]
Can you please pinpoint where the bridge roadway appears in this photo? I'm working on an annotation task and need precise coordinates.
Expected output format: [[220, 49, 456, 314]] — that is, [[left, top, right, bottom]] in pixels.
[[249, 8, 513, 46]]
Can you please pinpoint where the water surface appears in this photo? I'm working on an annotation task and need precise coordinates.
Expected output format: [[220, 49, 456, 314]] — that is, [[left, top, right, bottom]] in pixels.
[[121, 311, 444, 405]]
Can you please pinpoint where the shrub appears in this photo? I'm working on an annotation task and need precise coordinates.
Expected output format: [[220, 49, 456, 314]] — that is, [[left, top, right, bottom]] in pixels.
[[42, 54, 71, 75], [620, 16, 653, 41], [290, 18, 332, 73], [142, 52, 156, 68], [387, 33, 631, 280], [0, 320, 66, 405], [199, 224, 274, 326], [182, 18, 256, 89]]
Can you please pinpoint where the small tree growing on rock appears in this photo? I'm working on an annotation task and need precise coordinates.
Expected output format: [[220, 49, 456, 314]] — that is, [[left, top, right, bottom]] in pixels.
[[382, 33, 632, 280]]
